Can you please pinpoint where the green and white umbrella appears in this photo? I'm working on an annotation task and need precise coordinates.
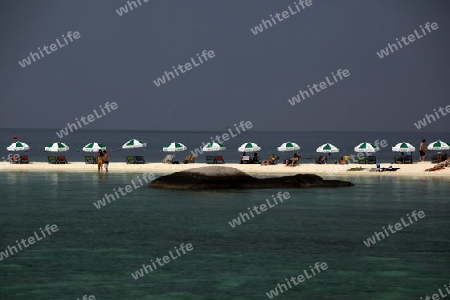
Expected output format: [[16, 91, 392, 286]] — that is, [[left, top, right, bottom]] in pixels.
[[82, 142, 106, 152], [6, 141, 30, 151], [163, 142, 187, 152], [354, 142, 379, 153], [202, 142, 226, 152], [277, 142, 300, 152], [427, 140, 450, 151], [316, 143, 339, 153], [392, 142, 415, 152], [122, 139, 147, 149], [238, 142, 261, 152], [45, 142, 70, 152]]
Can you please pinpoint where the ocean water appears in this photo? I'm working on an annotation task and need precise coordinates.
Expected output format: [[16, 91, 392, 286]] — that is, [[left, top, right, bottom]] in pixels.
[[1, 130, 450, 299]]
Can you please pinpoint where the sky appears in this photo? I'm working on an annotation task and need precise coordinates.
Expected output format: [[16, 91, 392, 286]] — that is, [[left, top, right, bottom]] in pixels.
[[0, 0, 449, 132]]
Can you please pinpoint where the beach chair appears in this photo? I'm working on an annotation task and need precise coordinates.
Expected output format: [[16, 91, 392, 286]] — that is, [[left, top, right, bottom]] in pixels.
[[394, 155, 403, 164], [367, 155, 376, 164], [7, 154, 20, 164], [47, 156, 57, 164], [135, 156, 145, 164], [163, 154, 178, 164], [183, 154, 195, 164], [240, 156, 250, 164], [286, 156, 300, 166], [315, 155, 327, 164], [20, 156, 29, 164], [126, 156, 137, 164], [206, 156, 215, 164], [357, 156, 366, 164], [85, 156, 96, 164], [403, 155, 413, 164], [431, 154, 438, 163], [214, 156, 225, 164], [56, 156, 67, 164]]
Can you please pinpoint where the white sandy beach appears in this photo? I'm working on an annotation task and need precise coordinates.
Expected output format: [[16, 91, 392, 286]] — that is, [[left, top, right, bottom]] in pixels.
[[1, 162, 449, 177]]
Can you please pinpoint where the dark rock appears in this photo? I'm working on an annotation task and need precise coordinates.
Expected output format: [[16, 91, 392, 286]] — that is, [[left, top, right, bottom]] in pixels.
[[150, 166, 354, 189]]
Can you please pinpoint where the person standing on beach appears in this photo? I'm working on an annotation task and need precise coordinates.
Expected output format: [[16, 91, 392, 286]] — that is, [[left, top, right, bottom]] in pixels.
[[103, 150, 110, 172], [419, 139, 427, 162], [96, 150, 104, 172]]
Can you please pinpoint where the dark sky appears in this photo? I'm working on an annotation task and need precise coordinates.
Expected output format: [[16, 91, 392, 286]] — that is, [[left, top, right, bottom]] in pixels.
[[1, 0, 449, 131]]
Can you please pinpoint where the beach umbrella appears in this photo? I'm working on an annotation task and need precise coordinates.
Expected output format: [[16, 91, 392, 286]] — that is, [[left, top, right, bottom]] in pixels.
[[122, 139, 147, 149], [6, 141, 30, 151], [392, 142, 415, 152], [277, 142, 300, 152], [45, 142, 70, 152], [354, 142, 379, 153], [202, 142, 226, 152], [316, 143, 339, 153], [82, 142, 106, 152], [427, 140, 450, 151], [238, 142, 261, 152], [163, 142, 187, 152]]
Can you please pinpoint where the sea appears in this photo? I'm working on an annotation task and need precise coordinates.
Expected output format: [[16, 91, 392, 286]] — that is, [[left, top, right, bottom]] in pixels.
[[1, 129, 449, 300]]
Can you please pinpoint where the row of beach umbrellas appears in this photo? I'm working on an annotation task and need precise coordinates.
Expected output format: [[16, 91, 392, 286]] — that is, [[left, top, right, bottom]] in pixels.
[[6, 139, 450, 154]]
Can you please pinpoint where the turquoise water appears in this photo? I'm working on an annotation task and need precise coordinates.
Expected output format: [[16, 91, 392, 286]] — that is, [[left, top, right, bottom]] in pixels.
[[1, 172, 449, 299]]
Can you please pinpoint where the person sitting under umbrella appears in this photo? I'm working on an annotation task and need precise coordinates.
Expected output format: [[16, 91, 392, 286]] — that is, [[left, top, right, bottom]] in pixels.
[[252, 153, 260, 164], [286, 153, 299, 166]]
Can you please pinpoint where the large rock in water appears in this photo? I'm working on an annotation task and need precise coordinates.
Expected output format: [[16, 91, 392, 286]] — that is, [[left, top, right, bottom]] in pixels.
[[149, 166, 354, 189]]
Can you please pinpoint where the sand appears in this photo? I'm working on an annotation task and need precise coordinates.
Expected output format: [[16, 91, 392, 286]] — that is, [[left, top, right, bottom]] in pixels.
[[1, 161, 449, 178]]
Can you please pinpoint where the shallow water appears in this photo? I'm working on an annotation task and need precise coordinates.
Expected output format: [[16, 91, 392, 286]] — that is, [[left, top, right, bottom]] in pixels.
[[0, 172, 449, 299]]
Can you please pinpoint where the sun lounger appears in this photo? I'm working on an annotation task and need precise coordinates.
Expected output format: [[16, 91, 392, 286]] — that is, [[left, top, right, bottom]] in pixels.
[[47, 156, 57, 164], [240, 156, 250, 164], [20, 156, 29, 164], [85, 156, 96, 164], [8, 154, 21, 164], [135, 156, 145, 164], [183, 154, 195, 164], [357, 156, 366, 164], [206, 156, 215, 164], [214, 156, 225, 164], [286, 156, 300, 166], [339, 156, 352, 164], [162, 154, 178, 164], [367, 155, 376, 164], [56, 156, 67, 164], [394, 155, 403, 164], [431, 154, 438, 164], [315, 155, 327, 164], [126, 156, 137, 164], [403, 155, 413, 164]]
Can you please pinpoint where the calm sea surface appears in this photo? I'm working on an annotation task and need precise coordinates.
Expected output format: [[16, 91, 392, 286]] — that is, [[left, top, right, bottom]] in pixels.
[[1, 129, 450, 299]]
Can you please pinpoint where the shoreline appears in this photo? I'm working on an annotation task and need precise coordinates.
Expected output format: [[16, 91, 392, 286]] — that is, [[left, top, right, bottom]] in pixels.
[[1, 162, 449, 177]]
